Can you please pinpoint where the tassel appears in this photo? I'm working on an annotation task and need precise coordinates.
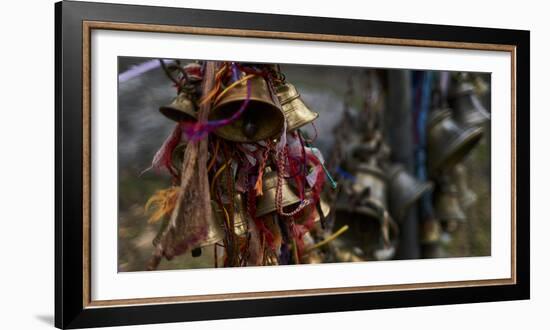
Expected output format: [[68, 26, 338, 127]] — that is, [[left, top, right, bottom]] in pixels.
[[254, 146, 270, 196], [142, 122, 183, 178], [147, 61, 217, 269], [144, 187, 180, 224]]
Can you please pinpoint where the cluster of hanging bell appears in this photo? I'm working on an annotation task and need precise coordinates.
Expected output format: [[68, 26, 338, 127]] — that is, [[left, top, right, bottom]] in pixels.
[[329, 71, 489, 261], [328, 71, 431, 262], [145, 60, 335, 269], [423, 72, 490, 244], [144, 63, 489, 268]]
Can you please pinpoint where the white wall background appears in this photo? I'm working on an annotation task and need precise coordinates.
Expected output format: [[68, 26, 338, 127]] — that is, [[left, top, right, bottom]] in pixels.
[[0, 0, 545, 329]]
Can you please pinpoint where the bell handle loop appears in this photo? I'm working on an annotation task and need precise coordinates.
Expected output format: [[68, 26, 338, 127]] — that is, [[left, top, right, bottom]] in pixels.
[[159, 59, 185, 87]]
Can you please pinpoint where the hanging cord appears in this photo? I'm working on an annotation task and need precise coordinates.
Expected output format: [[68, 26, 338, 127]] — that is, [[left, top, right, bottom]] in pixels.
[[254, 144, 271, 196], [207, 138, 220, 172], [299, 130, 338, 189]]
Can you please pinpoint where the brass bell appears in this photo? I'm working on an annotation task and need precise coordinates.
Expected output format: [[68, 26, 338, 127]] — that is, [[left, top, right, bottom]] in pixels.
[[209, 75, 285, 142], [170, 143, 187, 171], [295, 195, 331, 224], [421, 218, 442, 244], [373, 245, 396, 261], [350, 160, 387, 218], [335, 198, 389, 246], [434, 177, 466, 232], [427, 108, 483, 176], [231, 194, 250, 236], [450, 81, 490, 128], [334, 247, 366, 263], [255, 167, 301, 217], [193, 201, 226, 248], [276, 82, 319, 132], [313, 198, 331, 223], [211, 195, 249, 237], [300, 232, 324, 264], [387, 164, 433, 221], [264, 254, 279, 266], [453, 163, 477, 209], [159, 92, 197, 122]]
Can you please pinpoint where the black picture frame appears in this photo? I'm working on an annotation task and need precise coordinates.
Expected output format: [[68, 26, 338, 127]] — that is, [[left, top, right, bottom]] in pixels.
[[55, 1, 530, 328]]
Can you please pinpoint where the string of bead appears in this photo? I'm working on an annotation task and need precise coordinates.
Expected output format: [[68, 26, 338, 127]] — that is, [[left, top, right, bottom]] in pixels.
[[276, 146, 311, 216]]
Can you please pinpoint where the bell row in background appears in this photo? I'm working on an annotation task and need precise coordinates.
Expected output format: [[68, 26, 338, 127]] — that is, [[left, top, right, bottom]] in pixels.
[[117, 57, 491, 271]]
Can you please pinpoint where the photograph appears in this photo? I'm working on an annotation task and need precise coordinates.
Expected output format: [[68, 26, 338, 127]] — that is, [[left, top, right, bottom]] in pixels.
[[50, 2, 530, 328], [117, 58, 492, 272]]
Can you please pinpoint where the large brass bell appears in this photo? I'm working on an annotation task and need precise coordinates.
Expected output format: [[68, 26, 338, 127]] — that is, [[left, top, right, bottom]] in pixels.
[[209, 75, 285, 142], [255, 167, 301, 217], [427, 108, 483, 176], [276, 82, 319, 132], [450, 81, 490, 128], [159, 92, 197, 122], [334, 202, 397, 261], [387, 164, 433, 221], [211, 194, 249, 237], [434, 176, 466, 232]]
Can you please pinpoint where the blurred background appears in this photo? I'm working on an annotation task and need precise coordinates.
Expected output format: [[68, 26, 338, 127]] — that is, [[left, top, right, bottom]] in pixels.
[[118, 57, 491, 272]]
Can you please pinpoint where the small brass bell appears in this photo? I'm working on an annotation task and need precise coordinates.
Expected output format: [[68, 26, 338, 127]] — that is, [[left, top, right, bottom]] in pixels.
[[193, 201, 226, 248], [334, 247, 366, 263], [159, 92, 197, 122], [387, 164, 433, 221], [264, 254, 279, 266], [276, 82, 319, 132], [420, 218, 442, 244], [313, 198, 331, 223], [211, 194, 249, 237], [453, 163, 477, 209], [434, 177, 466, 232], [170, 143, 187, 171], [295, 193, 331, 224], [255, 167, 301, 217], [231, 194, 250, 236], [209, 75, 285, 142], [450, 81, 490, 128], [373, 245, 396, 261], [427, 108, 483, 176], [301, 232, 324, 264]]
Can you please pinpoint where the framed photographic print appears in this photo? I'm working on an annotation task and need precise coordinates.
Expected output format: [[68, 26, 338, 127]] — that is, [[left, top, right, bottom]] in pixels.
[[55, 1, 530, 328]]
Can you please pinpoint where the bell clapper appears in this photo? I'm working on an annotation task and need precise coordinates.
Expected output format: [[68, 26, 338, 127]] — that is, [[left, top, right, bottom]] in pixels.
[[191, 247, 202, 258], [242, 111, 259, 139]]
